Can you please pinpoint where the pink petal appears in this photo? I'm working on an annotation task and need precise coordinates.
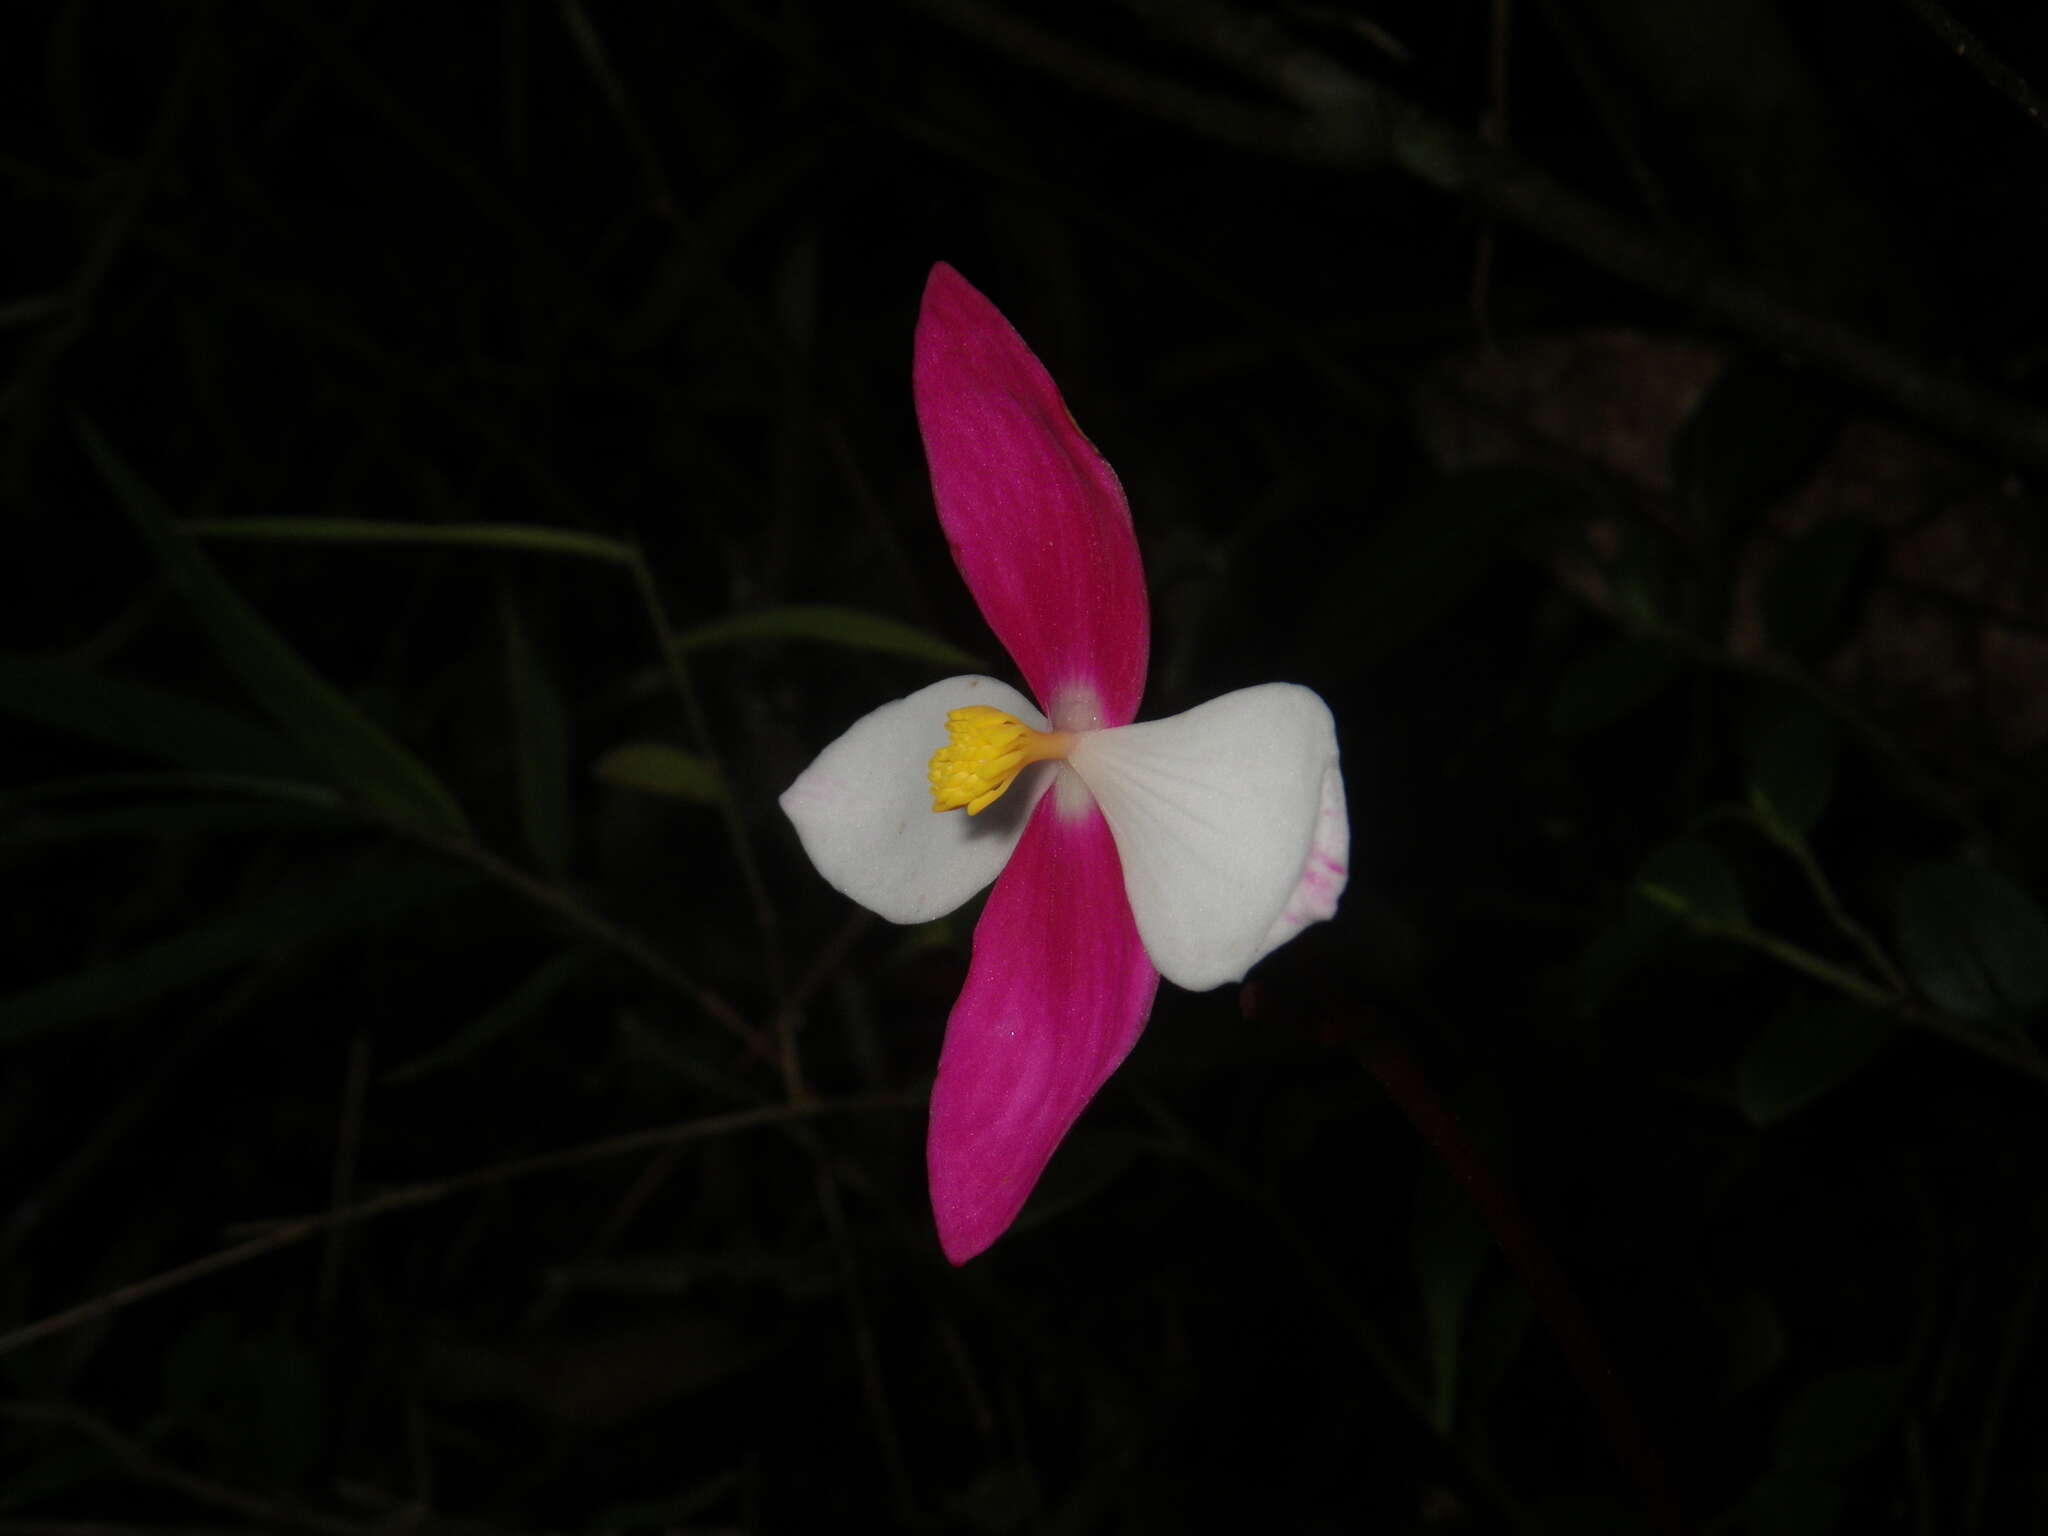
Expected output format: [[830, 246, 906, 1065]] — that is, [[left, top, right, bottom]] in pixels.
[[914, 263, 1150, 731], [928, 779, 1159, 1263]]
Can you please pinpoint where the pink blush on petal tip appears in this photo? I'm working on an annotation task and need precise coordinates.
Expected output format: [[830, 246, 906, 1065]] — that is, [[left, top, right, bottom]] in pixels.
[[927, 787, 1159, 1264]]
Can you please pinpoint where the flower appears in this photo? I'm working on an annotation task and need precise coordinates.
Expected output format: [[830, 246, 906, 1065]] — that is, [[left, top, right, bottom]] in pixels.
[[781, 264, 1348, 1262]]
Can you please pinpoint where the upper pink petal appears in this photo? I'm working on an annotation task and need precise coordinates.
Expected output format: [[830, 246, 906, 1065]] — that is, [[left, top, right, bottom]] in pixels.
[[914, 263, 1150, 731], [927, 779, 1159, 1263]]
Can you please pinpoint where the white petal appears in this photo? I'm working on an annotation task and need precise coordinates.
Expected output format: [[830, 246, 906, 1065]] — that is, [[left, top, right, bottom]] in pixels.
[[1068, 683, 1347, 991], [1253, 751, 1349, 965], [779, 675, 1051, 924]]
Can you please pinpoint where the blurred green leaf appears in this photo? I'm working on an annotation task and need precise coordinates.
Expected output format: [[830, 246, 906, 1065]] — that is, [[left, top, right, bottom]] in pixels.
[[1525, 1494, 1655, 1536], [1774, 1366, 1903, 1471], [1607, 520, 1675, 627], [1895, 860, 2048, 1020], [1720, 1289, 1787, 1400], [184, 515, 636, 564], [588, 1473, 751, 1535], [387, 949, 589, 1084], [246, 1329, 325, 1485], [1636, 838, 1748, 924], [163, 1315, 324, 1487], [594, 741, 724, 803], [1577, 898, 1672, 1017], [1741, 696, 1839, 838], [890, 918, 960, 964], [1455, 1273, 1536, 1427], [2, 770, 340, 810], [1014, 1128, 1147, 1235], [0, 862, 478, 1046], [1549, 638, 1685, 736], [162, 1312, 237, 1419], [1412, 1168, 1491, 1434], [1736, 1002, 1893, 1124], [1730, 1468, 1845, 1536], [77, 419, 469, 837], [1671, 361, 1837, 533], [502, 592, 571, 876], [0, 655, 314, 779], [675, 604, 981, 670], [3, 799, 343, 847], [0, 1438, 109, 1512], [1762, 520, 1872, 661], [1309, 467, 1582, 669]]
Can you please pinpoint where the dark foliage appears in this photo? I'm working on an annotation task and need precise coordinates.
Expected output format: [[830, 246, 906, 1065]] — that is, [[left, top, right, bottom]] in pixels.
[[5, 2, 2048, 1531]]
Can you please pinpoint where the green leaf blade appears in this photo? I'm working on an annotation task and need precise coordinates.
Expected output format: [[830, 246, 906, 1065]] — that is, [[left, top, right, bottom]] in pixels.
[[0, 863, 478, 1047], [1895, 860, 2048, 1020], [1636, 838, 1748, 925], [183, 516, 636, 565], [502, 593, 572, 876], [1736, 1003, 1894, 1125], [77, 420, 469, 837], [1549, 638, 1686, 737], [1741, 697, 1840, 838], [1671, 360, 1838, 534], [386, 950, 589, 1084], [675, 604, 982, 671], [593, 741, 724, 803], [0, 655, 314, 779], [1763, 520, 1872, 662]]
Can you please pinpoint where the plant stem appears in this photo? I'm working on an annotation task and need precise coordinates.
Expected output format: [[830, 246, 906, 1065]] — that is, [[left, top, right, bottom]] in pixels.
[[626, 553, 791, 1051], [1658, 903, 1897, 1012], [1345, 1020, 1695, 1536], [0, 1094, 915, 1362], [1750, 809, 1912, 998], [408, 821, 773, 1078], [1662, 903, 2048, 1090]]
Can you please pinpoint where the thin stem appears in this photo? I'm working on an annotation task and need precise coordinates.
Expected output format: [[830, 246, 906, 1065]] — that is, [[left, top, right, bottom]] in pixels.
[[556, 0, 682, 215], [769, 907, 875, 1102], [175, 512, 804, 1082], [1527, 0, 1673, 225], [626, 552, 790, 1040], [1649, 899, 1898, 1012], [1749, 808, 1913, 998], [1639, 618, 1986, 839], [1966, 1255, 2042, 1530], [1896, 0, 2048, 138], [1346, 1025, 1694, 1536], [1467, 0, 1512, 347], [316, 1031, 373, 1328], [406, 820, 774, 1077], [1137, 1092, 1539, 1533], [0, 1094, 914, 1362], [184, 516, 637, 565], [0, 26, 198, 419], [1655, 900, 2048, 1090], [811, 1154, 917, 1520], [920, 0, 2048, 470], [0, 1403, 365, 1536], [3, 770, 344, 808], [1905, 1415, 1937, 1536]]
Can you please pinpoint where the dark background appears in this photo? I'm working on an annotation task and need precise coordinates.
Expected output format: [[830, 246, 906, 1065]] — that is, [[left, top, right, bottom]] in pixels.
[[6, 2, 2048, 1531]]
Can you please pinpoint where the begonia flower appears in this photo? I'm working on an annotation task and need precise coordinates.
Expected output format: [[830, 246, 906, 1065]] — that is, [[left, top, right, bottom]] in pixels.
[[781, 263, 1348, 1262]]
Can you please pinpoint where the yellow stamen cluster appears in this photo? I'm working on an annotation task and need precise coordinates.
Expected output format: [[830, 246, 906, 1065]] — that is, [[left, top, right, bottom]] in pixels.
[[928, 706, 1071, 815]]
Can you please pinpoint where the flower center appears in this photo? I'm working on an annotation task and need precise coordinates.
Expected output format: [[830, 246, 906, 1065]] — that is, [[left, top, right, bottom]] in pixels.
[[928, 706, 1074, 815]]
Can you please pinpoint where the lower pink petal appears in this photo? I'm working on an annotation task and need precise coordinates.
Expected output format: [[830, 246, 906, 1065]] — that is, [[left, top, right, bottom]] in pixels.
[[927, 781, 1159, 1263]]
